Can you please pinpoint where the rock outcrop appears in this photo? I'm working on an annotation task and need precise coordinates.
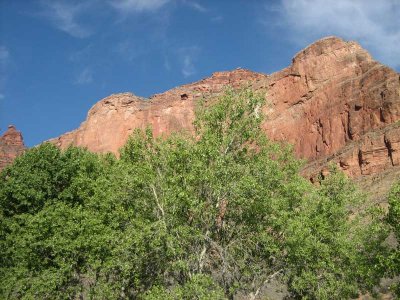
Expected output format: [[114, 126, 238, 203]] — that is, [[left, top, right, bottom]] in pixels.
[[49, 37, 400, 187], [0, 125, 25, 170], [1, 36, 396, 192], [262, 37, 400, 181], [48, 70, 267, 154]]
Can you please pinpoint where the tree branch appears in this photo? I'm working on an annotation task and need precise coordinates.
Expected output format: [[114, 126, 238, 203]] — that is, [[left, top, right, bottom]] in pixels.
[[249, 269, 283, 300]]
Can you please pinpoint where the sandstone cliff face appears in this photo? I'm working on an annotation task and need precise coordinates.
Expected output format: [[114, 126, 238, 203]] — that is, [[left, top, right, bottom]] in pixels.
[[262, 37, 400, 180], [49, 37, 400, 183], [0, 125, 25, 170], [48, 70, 267, 154]]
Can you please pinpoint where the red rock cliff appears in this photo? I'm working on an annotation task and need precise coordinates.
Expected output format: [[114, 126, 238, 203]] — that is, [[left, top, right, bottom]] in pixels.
[[49, 37, 400, 182], [0, 36, 395, 300], [0, 125, 25, 170], [262, 37, 400, 179]]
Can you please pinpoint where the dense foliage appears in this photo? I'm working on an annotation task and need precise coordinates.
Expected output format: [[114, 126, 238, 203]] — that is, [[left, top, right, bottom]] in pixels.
[[387, 181, 400, 297], [0, 88, 397, 299]]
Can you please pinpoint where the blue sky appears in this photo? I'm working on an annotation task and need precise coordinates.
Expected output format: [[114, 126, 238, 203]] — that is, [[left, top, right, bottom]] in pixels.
[[1, 0, 399, 147]]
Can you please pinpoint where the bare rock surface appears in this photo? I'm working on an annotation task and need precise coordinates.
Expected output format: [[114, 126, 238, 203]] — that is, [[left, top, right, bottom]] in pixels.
[[48, 69, 267, 155], [4, 37, 399, 195], [49, 37, 400, 188], [0, 125, 25, 170]]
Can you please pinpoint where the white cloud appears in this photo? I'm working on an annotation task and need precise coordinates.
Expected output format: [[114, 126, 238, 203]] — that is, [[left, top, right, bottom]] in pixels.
[[39, 1, 91, 38], [109, 0, 170, 13], [273, 0, 400, 68], [178, 46, 200, 78], [182, 0, 207, 12], [109, 0, 208, 15], [75, 68, 93, 84], [182, 55, 195, 77]]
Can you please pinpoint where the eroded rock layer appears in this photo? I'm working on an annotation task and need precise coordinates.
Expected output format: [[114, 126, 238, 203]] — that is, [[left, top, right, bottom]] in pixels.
[[49, 37, 400, 183], [0, 125, 25, 170]]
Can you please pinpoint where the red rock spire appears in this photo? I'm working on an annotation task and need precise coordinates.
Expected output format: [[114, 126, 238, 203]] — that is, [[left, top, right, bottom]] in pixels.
[[0, 125, 25, 170]]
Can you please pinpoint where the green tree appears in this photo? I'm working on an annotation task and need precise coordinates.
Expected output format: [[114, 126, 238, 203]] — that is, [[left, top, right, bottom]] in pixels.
[[0, 88, 392, 299], [0, 144, 123, 299], [387, 181, 400, 297], [118, 88, 308, 298], [284, 168, 389, 299], [143, 275, 226, 300]]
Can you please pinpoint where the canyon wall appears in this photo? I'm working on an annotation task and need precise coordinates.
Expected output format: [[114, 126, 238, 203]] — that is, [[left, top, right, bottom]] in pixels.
[[2, 36, 399, 188], [49, 37, 400, 182]]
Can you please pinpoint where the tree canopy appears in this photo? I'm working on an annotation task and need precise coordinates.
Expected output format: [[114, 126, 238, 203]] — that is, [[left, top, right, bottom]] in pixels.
[[387, 181, 400, 297], [0, 88, 397, 299]]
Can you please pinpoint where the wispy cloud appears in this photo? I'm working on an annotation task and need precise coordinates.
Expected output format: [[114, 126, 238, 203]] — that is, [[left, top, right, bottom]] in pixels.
[[178, 46, 200, 78], [114, 40, 145, 61], [0, 46, 10, 65], [0, 46, 10, 99], [182, 56, 195, 77], [211, 15, 223, 23], [164, 56, 171, 71], [182, 0, 207, 12], [69, 44, 94, 62], [75, 67, 93, 84], [109, 0, 171, 13], [39, 0, 92, 38], [271, 0, 400, 68]]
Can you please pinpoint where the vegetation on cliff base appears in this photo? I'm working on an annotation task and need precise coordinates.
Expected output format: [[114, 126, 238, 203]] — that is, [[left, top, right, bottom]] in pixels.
[[0, 88, 397, 299], [387, 182, 400, 296]]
